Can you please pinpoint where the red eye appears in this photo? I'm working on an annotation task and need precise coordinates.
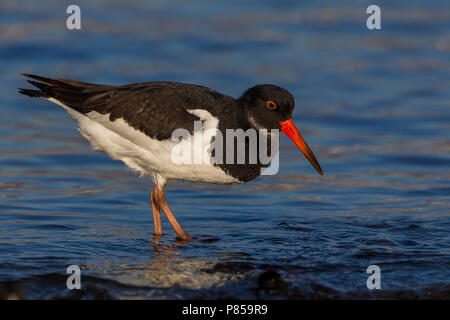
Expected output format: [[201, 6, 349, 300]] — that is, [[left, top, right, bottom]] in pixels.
[[266, 100, 277, 110]]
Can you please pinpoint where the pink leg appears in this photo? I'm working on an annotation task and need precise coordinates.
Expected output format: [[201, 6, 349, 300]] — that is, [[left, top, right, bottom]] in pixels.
[[153, 186, 192, 241], [150, 187, 163, 237]]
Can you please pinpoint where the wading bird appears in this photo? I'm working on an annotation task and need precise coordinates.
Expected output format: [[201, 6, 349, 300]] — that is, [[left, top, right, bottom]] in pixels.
[[19, 74, 323, 241]]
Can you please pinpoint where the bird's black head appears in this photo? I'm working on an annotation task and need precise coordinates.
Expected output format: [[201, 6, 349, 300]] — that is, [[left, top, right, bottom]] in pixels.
[[239, 84, 323, 175], [239, 84, 295, 130]]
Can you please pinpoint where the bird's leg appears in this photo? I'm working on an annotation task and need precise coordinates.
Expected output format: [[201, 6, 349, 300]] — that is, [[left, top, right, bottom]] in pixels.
[[150, 187, 163, 237], [153, 185, 192, 241]]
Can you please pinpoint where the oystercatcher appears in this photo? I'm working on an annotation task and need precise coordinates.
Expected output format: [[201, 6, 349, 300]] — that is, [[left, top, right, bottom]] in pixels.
[[19, 74, 323, 241]]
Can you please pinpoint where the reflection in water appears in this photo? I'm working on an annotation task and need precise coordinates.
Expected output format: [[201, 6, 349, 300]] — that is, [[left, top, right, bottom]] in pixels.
[[0, 0, 449, 299]]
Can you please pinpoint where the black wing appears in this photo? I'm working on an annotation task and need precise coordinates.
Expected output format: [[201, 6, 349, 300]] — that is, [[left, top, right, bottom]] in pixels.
[[19, 74, 233, 140]]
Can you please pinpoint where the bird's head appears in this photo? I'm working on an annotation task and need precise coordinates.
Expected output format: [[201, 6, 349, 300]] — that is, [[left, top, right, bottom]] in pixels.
[[239, 84, 323, 175]]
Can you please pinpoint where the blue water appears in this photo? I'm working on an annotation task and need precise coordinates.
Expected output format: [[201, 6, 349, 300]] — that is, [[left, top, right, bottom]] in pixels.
[[0, 0, 449, 299]]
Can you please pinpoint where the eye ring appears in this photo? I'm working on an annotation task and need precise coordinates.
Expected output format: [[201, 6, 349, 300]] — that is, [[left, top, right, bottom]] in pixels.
[[266, 100, 277, 110]]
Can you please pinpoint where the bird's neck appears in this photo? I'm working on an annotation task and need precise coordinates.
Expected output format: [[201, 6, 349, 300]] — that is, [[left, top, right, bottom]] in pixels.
[[236, 98, 257, 130]]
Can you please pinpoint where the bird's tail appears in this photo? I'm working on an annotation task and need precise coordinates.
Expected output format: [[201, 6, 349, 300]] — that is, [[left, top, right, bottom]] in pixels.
[[18, 73, 72, 99], [18, 74, 56, 98], [18, 73, 105, 96], [18, 73, 111, 113]]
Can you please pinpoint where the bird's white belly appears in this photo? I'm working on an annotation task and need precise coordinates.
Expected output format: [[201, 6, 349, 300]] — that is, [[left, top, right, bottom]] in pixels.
[[48, 98, 239, 185]]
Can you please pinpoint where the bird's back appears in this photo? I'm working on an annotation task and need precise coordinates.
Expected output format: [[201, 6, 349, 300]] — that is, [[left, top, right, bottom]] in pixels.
[[19, 74, 239, 140]]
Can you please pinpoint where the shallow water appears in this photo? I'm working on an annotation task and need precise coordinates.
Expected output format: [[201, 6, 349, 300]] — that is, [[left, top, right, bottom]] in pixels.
[[0, 0, 449, 299]]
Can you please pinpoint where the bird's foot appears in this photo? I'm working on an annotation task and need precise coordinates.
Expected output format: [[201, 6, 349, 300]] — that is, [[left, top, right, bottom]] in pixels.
[[151, 233, 163, 243], [176, 232, 193, 242]]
